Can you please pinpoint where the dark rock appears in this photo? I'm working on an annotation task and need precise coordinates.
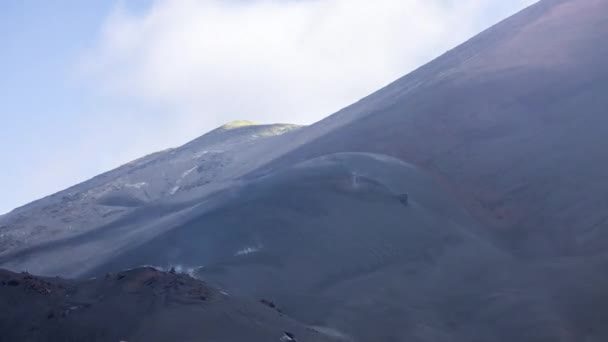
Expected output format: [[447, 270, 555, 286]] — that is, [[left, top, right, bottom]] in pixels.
[[0, 267, 328, 341]]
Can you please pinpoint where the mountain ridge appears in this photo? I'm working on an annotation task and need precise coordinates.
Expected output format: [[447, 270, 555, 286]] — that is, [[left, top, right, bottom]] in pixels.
[[0, 122, 302, 259]]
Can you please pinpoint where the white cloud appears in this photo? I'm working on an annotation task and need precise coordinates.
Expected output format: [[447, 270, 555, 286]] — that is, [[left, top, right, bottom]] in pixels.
[[81, 0, 538, 130]]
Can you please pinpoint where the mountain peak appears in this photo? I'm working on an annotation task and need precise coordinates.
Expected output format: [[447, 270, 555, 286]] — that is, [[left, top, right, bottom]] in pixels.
[[218, 120, 258, 130]]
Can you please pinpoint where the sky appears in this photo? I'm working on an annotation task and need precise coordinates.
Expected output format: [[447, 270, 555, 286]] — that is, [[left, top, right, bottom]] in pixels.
[[0, 0, 537, 215]]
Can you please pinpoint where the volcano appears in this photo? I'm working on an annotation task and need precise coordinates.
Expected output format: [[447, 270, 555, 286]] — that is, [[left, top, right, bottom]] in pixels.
[[2, 0, 608, 341]]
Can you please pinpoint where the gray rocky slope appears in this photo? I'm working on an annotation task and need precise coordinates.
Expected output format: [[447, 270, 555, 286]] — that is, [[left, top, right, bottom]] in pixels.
[[2, 0, 608, 341]]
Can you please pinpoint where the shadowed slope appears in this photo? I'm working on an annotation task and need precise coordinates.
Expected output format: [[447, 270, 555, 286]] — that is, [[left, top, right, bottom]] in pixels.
[[0, 267, 339, 342]]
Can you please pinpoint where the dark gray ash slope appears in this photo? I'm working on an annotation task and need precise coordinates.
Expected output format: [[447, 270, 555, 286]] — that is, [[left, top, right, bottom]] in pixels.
[[2, 0, 608, 341]]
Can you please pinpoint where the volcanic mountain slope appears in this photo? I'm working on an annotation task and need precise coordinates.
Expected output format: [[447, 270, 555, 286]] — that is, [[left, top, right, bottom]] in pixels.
[[83, 153, 608, 342], [82, 153, 512, 341], [0, 121, 300, 259], [0, 267, 341, 342], [2, 0, 608, 341], [255, 0, 608, 257], [6, 0, 608, 272]]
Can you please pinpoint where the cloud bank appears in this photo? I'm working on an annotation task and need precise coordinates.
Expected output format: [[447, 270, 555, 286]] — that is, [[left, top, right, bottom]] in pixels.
[[81, 0, 537, 130]]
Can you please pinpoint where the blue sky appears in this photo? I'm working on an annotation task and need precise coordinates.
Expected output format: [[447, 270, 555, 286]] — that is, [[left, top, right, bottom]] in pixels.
[[1, 0, 155, 215], [0, 0, 536, 214]]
